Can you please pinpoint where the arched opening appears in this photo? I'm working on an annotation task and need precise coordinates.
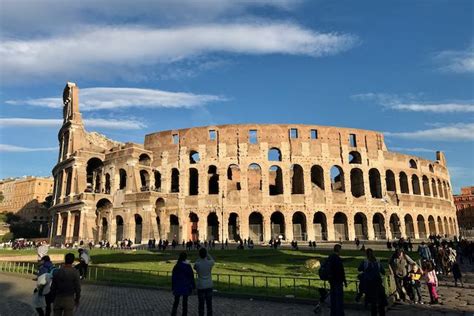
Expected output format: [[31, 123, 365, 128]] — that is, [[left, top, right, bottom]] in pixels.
[[268, 148, 282, 161], [269, 166, 283, 195], [249, 212, 263, 242], [444, 217, 449, 236], [411, 175, 421, 195], [409, 159, 417, 169], [189, 212, 199, 241], [429, 164, 434, 173], [156, 216, 161, 239], [369, 168, 382, 198], [119, 169, 127, 190], [350, 168, 365, 197], [372, 213, 386, 240], [399, 172, 409, 193], [208, 165, 219, 195], [437, 179, 444, 198], [207, 213, 219, 241], [139, 154, 151, 166], [101, 217, 108, 241], [349, 151, 362, 164], [422, 176, 430, 196], [385, 170, 396, 192], [228, 212, 240, 241], [431, 179, 437, 197], [190, 151, 200, 164], [293, 212, 307, 241], [154, 171, 161, 191], [417, 215, 426, 239], [155, 198, 165, 212], [311, 165, 324, 190], [248, 164, 262, 191], [291, 164, 305, 194], [86, 158, 103, 193], [334, 212, 348, 241], [405, 214, 415, 239], [140, 170, 150, 191], [105, 173, 111, 194], [171, 168, 180, 193], [313, 212, 327, 241], [169, 215, 179, 241], [330, 166, 345, 192], [116, 216, 124, 242], [227, 165, 241, 191], [270, 211, 285, 239], [134, 214, 143, 244], [437, 216, 444, 235], [428, 216, 436, 235], [189, 168, 199, 196], [354, 212, 368, 240], [390, 214, 401, 239]]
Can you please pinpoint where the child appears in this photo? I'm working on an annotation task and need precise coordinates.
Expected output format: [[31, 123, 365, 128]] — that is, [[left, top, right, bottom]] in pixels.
[[424, 261, 439, 304], [408, 264, 423, 304], [452, 262, 463, 287]]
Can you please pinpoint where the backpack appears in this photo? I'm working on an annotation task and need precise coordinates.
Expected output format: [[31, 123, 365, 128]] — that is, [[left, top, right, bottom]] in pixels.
[[318, 259, 330, 281], [363, 261, 382, 282]]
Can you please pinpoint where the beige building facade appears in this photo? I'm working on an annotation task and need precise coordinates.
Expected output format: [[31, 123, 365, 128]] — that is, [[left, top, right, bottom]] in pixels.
[[50, 83, 459, 245], [454, 186, 474, 231]]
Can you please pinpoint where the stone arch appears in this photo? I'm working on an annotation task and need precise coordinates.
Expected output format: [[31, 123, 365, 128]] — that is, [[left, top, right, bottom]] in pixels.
[[190, 150, 200, 164], [390, 214, 401, 239], [270, 211, 285, 239], [292, 211, 307, 241], [189, 212, 199, 241], [354, 212, 368, 240], [189, 168, 199, 195], [248, 163, 262, 191], [411, 175, 421, 195], [431, 178, 437, 197], [373, 213, 386, 240], [86, 157, 103, 193], [369, 168, 382, 198], [350, 168, 365, 197], [134, 214, 143, 244], [249, 211, 263, 242], [405, 214, 415, 239], [154, 170, 161, 191], [330, 166, 345, 192], [269, 165, 283, 195], [311, 165, 324, 190], [171, 168, 180, 193], [417, 215, 426, 239], [119, 169, 127, 190], [268, 147, 282, 161], [228, 212, 240, 241], [422, 176, 430, 196], [208, 165, 219, 195], [227, 164, 241, 192], [207, 212, 219, 241], [116, 215, 124, 242], [155, 198, 165, 213], [334, 212, 348, 241], [409, 159, 417, 169], [349, 151, 362, 164], [399, 172, 409, 193], [313, 212, 327, 241], [385, 170, 396, 192], [139, 153, 151, 166], [437, 216, 444, 235], [170, 215, 179, 241], [139, 170, 150, 190], [101, 217, 108, 241], [291, 164, 305, 194], [428, 215, 436, 235], [437, 179, 444, 198]]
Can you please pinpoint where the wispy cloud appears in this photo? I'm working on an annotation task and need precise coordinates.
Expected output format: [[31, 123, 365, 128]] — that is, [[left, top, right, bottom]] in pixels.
[[0, 144, 57, 153], [1, 23, 358, 81], [6, 87, 226, 111], [352, 93, 474, 113], [389, 147, 436, 153], [385, 123, 474, 141], [433, 46, 474, 74], [0, 117, 147, 129]]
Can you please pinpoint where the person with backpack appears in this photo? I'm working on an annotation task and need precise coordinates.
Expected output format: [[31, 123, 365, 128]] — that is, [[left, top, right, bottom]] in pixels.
[[357, 249, 386, 315], [194, 247, 215, 316], [325, 244, 346, 316], [33, 256, 56, 316]]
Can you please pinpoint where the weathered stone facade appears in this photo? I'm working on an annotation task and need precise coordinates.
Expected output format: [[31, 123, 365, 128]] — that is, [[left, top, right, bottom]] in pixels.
[[454, 186, 474, 231], [50, 83, 459, 245]]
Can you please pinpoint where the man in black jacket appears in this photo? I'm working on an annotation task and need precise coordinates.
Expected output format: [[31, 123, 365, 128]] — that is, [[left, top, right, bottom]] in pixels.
[[328, 244, 347, 316]]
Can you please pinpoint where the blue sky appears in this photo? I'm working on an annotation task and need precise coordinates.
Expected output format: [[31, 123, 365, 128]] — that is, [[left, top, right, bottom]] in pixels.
[[0, 0, 473, 193]]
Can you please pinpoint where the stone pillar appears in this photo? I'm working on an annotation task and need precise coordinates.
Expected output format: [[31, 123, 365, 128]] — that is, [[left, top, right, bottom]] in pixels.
[[347, 215, 355, 241], [240, 213, 249, 240], [198, 216, 207, 241], [326, 212, 335, 241], [263, 216, 271, 243], [306, 212, 315, 242], [399, 216, 406, 239], [221, 211, 229, 242], [413, 218, 420, 239], [285, 215, 294, 241], [65, 211, 73, 243], [367, 214, 375, 240]]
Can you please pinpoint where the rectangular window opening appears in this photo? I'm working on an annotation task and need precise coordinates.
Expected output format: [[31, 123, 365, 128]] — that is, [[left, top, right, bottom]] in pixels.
[[310, 129, 318, 139], [249, 130, 258, 144], [209, 130, 217, 141], [172, 133, 179, 145], [290, 128, 298, 139], [349, 134, 357, 147]]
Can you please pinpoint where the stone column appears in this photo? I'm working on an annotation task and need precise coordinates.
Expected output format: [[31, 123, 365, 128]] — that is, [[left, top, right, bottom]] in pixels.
[[240, 212, 249, 240], [399, 216, 406, 239], [263, 215, 271, 243], [347, 215, 355, 241], [326, 212, 335, 241], [198, 215, 207, 241], [367, 214, 375, 240], [65, 211, 73, 243], [306, 211, 315, 241], [413, 218, 420, 239]]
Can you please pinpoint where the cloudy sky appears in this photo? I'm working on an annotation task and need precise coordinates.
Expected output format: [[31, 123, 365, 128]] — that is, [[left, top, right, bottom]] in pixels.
[[0, 0, 473, 193]]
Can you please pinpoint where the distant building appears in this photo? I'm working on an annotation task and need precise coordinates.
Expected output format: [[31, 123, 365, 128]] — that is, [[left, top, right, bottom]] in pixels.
[[454, 186, 474, 231], [0, 176, 54, 233]]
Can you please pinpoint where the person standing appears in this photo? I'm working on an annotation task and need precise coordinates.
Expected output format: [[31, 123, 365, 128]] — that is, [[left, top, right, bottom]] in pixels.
[[194, 248, 215, 316], [358, 249, 386, 315], [389, 249, 416, 302], [171, 252, 195, 316], [76, 249, 90, 280], [50, 253, 81, 316], [327, 244, 347, 316]]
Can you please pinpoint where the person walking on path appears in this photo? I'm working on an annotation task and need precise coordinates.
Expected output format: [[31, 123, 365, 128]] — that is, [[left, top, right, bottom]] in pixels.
[[194, 247, 215, 316], [50, 253, 81, 316], [423, 261, 439, 304], [452, 261, 463, 287], [357, 248, 386, 316], [327, 244, 347, 316], [389, 249, 416, 302], [171, 252, 195, 316], [75, 249, 90, 280], [33, 256, 55, 316]]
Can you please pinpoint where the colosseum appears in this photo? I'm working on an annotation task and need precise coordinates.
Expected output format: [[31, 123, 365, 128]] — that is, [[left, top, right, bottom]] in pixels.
[[50, 82, 459, 245]]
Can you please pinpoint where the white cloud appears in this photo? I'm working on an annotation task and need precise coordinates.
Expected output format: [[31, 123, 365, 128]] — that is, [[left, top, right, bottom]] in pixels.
[[389, 147, 436, 153], [0, 117, 147, 129], [352, 93, 474, 113], [385, 123, 474, 141], [6, 87, 226, 111], [434, 47, 474, 73], [0, 144, 57, 153], [0, 23, 358, 81]]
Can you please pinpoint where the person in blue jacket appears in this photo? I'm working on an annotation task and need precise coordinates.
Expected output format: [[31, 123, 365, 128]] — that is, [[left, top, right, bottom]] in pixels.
[[171, 252, 195, 316]]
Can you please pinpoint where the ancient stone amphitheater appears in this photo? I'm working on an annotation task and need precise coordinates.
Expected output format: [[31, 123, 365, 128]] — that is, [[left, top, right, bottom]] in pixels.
[[50, 83, 458, 245]]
